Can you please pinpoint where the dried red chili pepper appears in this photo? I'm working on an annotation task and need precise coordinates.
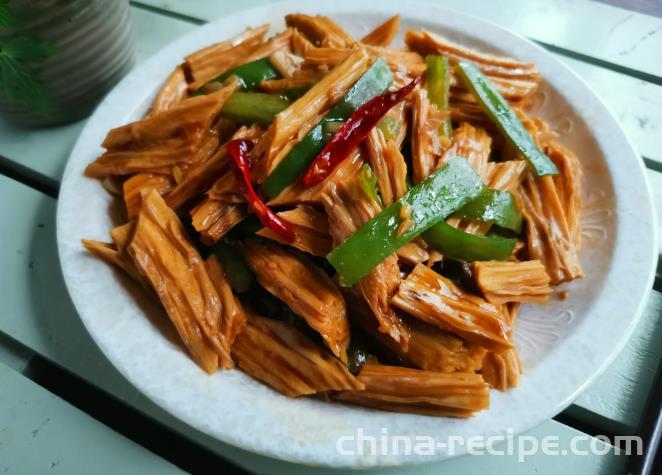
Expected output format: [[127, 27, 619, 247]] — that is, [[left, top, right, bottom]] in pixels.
[[301, 76, 421, 187], [227, 139, 295, 242]]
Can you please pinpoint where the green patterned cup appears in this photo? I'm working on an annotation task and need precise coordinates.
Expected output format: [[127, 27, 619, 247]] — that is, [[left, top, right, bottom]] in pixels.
[[0, 0, 135, 126]]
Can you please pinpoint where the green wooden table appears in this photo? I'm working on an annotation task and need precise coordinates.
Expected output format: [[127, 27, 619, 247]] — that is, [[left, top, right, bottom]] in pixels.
[[1, 1, 660, 473]]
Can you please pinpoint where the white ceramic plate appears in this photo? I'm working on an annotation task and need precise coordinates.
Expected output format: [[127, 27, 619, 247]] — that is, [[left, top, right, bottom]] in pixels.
[[57, 0, 658, 468]]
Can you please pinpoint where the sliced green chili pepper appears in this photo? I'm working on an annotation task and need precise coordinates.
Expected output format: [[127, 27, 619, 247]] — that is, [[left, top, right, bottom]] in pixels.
[[262, 58, 393, 198], [262, 126, 324, 197], [438, 258, 481, 294], [214, 57, 280, 89], [423, 221, 516, 261], [281, 85, 311, 101], [220, 92, 290, 125], [227, 215, 262, 240], [213, 242, 254, 292], [452, 189, 522, 232], [327, 157, 484, 286], [377, 115, 401, 141], [322, 120, 344, 141], [456, 61, 557, 176], [325, 58, 394, 121], [426, 55, 452, 138], [358, 163, 381, 205]]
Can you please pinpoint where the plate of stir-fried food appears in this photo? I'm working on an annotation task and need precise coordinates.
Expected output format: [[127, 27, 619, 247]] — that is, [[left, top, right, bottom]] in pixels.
[[56, 0, 657, 467]]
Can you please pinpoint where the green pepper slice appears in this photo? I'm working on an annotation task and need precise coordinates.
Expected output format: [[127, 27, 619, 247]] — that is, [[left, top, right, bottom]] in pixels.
[[262, 58, 393, 198], [227, 215, 262, 240], [220, 92, 290, 125], [322, 120, 344, 141], [423, 221, 516, 262], [281, 85, 311, 101], [425, 55, 452, 138], [327, 157, 484, 286], [358, 163, 382, 205], [214, 57, 280, 89], [377, 115, 401, 141], [456, 61, 557, 176], [212, 242, 254, 293], [263, 126, 325, 197], [452, 189, 522, 232]]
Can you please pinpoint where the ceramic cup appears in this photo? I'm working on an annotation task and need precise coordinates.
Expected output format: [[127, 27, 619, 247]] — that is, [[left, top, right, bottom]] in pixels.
[[0, 0, 135, 126]]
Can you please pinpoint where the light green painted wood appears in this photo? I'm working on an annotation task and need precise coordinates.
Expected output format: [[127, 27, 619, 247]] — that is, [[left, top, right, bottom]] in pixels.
[[0, 171, 641, 474], [0, 174, 163, 406], [0, 362, 183, 475], [0, 333, 32, 373], [646, 169, 662, 255], [129, 5, 197, 61], [0, 6, 196, 182], [137, 0, 662, 79], [561, 56, 662, 164]]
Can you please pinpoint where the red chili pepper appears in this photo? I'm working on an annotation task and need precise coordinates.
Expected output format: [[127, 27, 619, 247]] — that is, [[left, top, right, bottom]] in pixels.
[[227, 139, 295, 242], [301, 76, 421, 187]]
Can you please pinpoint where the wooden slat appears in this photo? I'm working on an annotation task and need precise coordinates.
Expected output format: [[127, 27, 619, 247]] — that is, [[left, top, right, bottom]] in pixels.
[[135, 0, 662, 79], [0, 6, 197, 182], [0, 362, 182, 474], [562, 56, 662, 164], [0, 333, 32, 373], [647, 169, 662, 255], [0, 172, 632, 473]]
